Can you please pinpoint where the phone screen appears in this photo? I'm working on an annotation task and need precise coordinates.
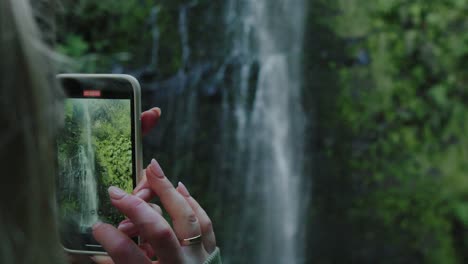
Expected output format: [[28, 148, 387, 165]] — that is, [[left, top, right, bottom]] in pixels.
[[56, 78, 137, 253]]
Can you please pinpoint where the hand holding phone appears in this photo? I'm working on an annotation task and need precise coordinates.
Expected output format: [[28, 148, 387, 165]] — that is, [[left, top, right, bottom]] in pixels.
[[91, 160, 219, 264], [56, 74, 142, 254]]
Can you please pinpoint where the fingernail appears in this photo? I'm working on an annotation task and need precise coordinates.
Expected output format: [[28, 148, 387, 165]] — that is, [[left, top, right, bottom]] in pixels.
[[119, 218, 131, 225], [152, 107, 162, 116], [135, 188, 151, 199], [150, 158, 165, 178], [118, 222, 132, 231], [92, 221, 103, 231], [90, 256, 108, 262], [108, 186, 127, 199], [178, 182, 191, 197], [134, 174, 146, 191]]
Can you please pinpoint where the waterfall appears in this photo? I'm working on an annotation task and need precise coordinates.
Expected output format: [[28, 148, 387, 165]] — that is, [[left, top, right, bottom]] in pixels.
[[60, 100, 99, 231], [78, 100, 99, 230], [224, 0, 308, 263]]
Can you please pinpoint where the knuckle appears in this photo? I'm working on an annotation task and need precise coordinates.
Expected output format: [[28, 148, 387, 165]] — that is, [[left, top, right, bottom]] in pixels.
[[187, 212, 198, 224], [132, 197, 146, 208], [126, 197, 147, 215], [201, 219, 213, 233], [139, 223, 174, 241], [173, 211, 198, 226]]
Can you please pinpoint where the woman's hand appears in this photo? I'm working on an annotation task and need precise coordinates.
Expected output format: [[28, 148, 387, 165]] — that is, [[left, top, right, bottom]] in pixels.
[[67, 107, 162, 264], [92, 159, 217, 264], [141, 107, 162, 136]]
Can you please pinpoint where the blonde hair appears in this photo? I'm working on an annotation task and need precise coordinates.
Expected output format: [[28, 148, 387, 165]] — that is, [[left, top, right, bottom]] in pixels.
[[0, 0, 65, 263]]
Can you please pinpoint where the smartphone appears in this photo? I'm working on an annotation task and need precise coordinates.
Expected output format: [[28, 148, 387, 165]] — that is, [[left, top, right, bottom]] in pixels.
[[56, 74, 142, 255]]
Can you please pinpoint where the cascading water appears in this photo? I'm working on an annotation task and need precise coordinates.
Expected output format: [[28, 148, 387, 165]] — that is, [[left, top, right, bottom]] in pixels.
[[78, 100, 99, 230], [137, 1, 308, 262], [223, 0, 308, 263], [60, 100, 99, 231]]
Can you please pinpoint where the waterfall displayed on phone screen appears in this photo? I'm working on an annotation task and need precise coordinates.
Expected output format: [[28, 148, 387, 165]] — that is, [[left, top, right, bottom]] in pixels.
[[57, 98, 133, 251]]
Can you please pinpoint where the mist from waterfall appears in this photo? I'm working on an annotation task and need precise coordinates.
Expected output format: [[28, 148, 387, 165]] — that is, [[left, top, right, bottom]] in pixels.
[[224, 0, 308, 263]]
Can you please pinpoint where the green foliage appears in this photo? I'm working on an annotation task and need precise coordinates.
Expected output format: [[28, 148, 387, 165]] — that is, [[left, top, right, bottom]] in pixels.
[[57, 34, 89, 57], [56, 0, 186, 75], [308, 0, 468, 262], [59, 199, 80, 218], [96, 135, 133, 193], [58, 99, 133, 227], [89, 99, 133, 225], [56, 0, 153, 71]]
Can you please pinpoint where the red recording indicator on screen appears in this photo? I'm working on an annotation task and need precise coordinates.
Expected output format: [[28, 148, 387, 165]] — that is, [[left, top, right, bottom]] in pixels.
[[83, 90, 101, 97]]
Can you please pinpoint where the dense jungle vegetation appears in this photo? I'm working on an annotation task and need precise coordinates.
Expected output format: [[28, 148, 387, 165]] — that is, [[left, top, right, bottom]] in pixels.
[[54, 0, 468, 262], [307, 1, 468, 263], [57, 99, 132, 226]]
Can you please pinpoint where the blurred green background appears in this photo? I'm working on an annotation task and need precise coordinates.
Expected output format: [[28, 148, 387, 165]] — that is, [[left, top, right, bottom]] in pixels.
[[52, 0, 468, 263]]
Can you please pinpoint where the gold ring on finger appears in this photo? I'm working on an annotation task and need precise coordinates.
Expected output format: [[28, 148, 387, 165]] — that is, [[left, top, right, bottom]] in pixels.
[[180, 234, 202, 246]]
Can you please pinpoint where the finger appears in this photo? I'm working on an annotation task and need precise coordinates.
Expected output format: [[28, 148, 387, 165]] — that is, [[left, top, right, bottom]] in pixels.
[[177, 182, 217, 253], [150, 203, 163, 215], [92, 223, 151, 264], [134, 187, 153, 201], [139, 243, 155, 259], [141, 107, 161, 136], [117, 221, 139, 238], [90, 255, 114, 264], [118, 203, 163, 237], [134, 171, 155, 202], [108, 186, 183, 264], [133, 170, 149, 194], [146, 159, 201, 241]]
